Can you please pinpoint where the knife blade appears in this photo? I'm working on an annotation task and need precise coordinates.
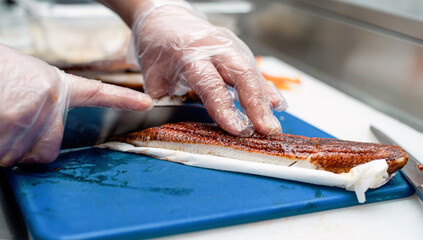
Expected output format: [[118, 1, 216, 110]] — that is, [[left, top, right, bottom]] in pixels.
[[61, 104, 213, 149], [370, 125, 423, 203]]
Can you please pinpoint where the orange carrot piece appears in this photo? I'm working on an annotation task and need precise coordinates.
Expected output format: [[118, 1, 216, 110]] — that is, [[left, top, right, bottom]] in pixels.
[[255, 56, 263, 67], [255, 56, 300, 90], [261, 72, 301, 84]]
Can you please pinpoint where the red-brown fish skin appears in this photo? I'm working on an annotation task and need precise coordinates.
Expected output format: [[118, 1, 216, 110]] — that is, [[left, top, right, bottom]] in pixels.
[[112, 122, 408, 174]]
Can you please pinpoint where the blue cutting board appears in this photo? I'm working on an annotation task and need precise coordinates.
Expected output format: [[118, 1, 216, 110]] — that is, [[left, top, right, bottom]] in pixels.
[[5, 112, 414, 240]]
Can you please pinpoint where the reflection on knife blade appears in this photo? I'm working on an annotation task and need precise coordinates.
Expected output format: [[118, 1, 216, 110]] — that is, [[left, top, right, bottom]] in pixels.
[[56, 59, 210, 149], [61, 104, 213, 149]]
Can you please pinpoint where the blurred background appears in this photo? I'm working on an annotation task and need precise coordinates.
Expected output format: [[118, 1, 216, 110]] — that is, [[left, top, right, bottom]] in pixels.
[[1, 0, 422, 132]]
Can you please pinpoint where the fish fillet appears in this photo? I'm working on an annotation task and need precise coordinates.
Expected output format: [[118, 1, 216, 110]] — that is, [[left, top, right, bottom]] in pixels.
[[111, 122, 407, 174], [56, 59, 202, 103], [99, 122, 408, 203]]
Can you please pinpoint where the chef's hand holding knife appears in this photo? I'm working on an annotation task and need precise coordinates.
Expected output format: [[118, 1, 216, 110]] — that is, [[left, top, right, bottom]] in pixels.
[[0, 44, 152, 166], [0, 0, 287, 166]]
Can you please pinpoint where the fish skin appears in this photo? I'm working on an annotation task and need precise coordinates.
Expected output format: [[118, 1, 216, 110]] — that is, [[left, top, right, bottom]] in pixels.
[[112, 122, 408, 174]]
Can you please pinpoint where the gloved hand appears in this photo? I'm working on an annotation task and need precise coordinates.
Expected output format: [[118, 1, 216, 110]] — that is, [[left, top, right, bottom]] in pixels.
[[127, 0, 287, 137], [0, 44, 152, 166]]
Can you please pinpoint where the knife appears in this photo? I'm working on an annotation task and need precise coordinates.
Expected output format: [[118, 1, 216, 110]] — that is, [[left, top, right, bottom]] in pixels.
[[370, 125, 423, 203], [61, 104, 213, 149]]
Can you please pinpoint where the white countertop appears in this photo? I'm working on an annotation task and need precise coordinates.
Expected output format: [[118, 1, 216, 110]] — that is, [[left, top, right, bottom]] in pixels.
[[159, 56, 423, 240]]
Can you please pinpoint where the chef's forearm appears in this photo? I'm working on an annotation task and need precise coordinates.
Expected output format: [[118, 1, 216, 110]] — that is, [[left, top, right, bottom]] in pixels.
[[97, 0, 187, 27], [96, 0, 144, 26]]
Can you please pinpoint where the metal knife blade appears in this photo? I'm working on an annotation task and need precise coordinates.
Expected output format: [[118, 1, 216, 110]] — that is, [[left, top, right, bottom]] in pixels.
[[370, 125, 423, 202], [61, 104, 213, 149]]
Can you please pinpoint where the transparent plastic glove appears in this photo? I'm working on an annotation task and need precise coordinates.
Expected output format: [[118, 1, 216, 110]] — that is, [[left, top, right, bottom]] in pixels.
[[130, 0, 287, 136], [0, 44, 152, 166]]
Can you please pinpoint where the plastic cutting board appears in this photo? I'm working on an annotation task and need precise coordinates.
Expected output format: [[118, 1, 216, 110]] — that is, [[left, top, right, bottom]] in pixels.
[[5, 112, 414, 240]]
